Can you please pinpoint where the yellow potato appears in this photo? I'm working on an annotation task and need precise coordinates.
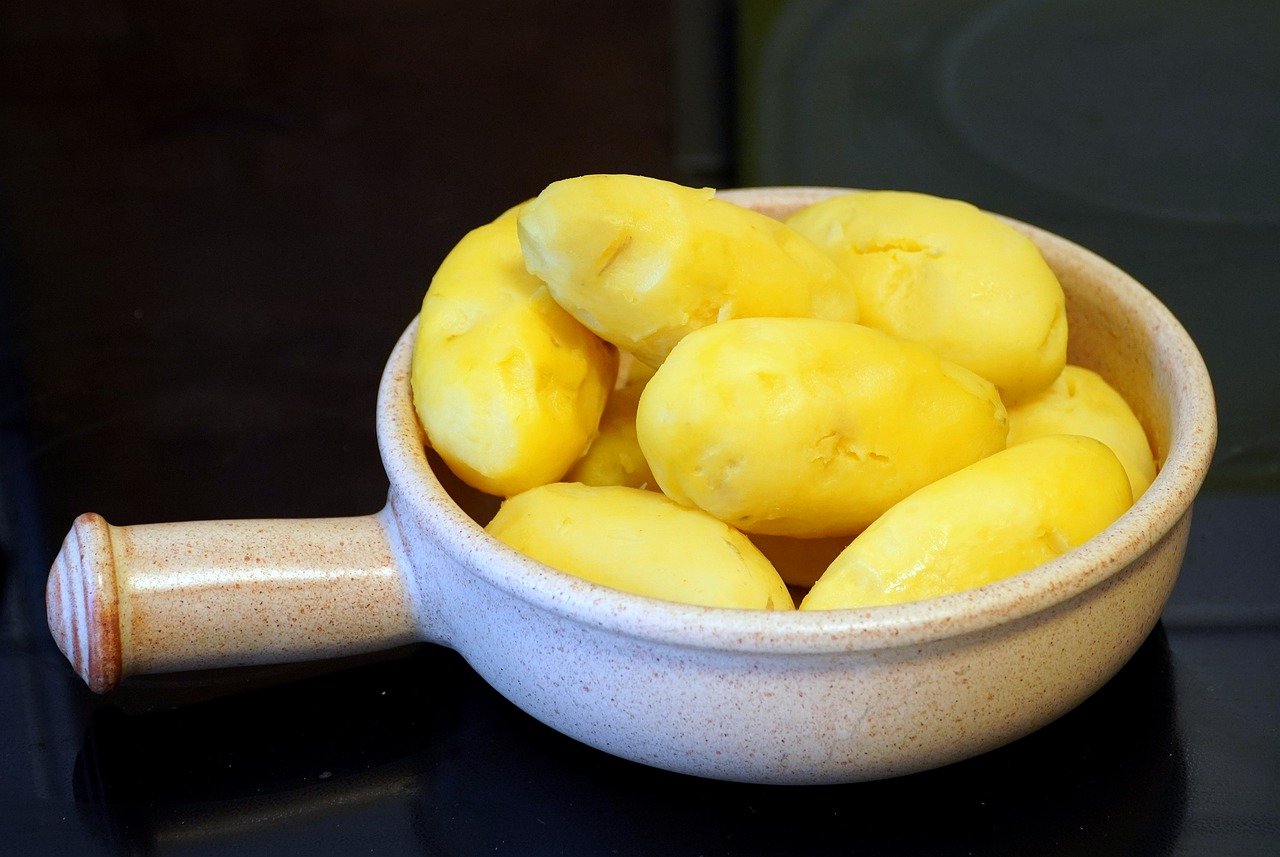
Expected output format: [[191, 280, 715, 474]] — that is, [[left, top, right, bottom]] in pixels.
[[801, 435, 1133, 610], [636, 317, 1009, 537], [787, 191, 1066, 401], [517, 174, 859, 366], [564, 357, 657, 490], [748, 534, 852, 589], [411, 210, 616, 497], [486, 483, 793, 610], [1007, 366, 1157, 499]]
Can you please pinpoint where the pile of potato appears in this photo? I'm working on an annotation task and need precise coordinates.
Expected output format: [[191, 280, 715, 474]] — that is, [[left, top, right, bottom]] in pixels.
[[411, 175, 1155, 611]]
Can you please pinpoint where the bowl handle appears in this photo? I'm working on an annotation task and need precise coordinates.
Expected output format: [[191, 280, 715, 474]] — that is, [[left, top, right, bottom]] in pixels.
[[46, 508, 423, 692]]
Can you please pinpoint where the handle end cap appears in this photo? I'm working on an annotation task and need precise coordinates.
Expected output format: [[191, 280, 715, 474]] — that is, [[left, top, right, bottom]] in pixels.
[[46, 513, 123, 693]]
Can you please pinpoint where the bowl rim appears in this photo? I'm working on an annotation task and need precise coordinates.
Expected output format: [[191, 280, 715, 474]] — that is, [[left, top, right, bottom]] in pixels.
[[377, 186, 1217, 654]]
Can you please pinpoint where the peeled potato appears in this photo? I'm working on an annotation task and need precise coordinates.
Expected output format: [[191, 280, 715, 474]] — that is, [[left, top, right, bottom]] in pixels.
[[1008, 366, 1157, 499], [486, 483, 793, 610], [517, 174, 859, 366], [412, 208, 616, 497], [787, 191, 1066, 401], [636, 317, 1009, 538], [564, 357, 657, 490], [801, 435, 1133, 610]]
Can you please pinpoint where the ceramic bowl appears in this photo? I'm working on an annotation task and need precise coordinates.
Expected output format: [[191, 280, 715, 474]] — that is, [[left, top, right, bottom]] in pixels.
[[46, 187, 1216, 784]]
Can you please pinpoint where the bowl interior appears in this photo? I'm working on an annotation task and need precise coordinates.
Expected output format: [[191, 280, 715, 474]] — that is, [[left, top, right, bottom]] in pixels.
[[377, 187, 1216, 651]]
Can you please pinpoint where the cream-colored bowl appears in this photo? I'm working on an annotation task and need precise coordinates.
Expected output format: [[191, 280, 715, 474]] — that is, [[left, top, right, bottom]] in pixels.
[[46, 187, 1215, 784]]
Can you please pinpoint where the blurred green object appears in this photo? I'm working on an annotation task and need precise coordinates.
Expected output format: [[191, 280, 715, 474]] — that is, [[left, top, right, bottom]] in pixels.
[[736, 0, 791, 184]]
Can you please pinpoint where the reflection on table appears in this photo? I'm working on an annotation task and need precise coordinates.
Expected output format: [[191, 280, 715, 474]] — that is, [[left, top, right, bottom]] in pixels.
[[74, 627, 1185, 855]]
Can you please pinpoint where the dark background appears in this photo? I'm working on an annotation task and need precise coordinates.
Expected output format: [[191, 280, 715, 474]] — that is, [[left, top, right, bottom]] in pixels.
[[2, 1, 1277, 854]]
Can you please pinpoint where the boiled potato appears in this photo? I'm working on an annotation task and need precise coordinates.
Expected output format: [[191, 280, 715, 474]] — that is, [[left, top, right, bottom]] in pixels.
[[412, 208, 616, 497], [801, 435, 1133, 610], [486, 483, 793, 610], [564, 356, 657, 489], [517, 174, 859, 367], [787, 191, 1066, 401], [636, 317, 1009, 537], [1008, 366, 1156, 499]]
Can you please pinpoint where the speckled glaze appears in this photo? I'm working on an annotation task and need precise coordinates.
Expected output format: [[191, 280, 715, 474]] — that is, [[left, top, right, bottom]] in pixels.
[[47, 187, 1216, 784]]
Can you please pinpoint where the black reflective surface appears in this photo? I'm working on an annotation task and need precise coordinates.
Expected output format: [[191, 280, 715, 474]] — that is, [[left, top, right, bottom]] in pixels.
[[67, 629, 1186, 855], [3, 3, 1279, 855]]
